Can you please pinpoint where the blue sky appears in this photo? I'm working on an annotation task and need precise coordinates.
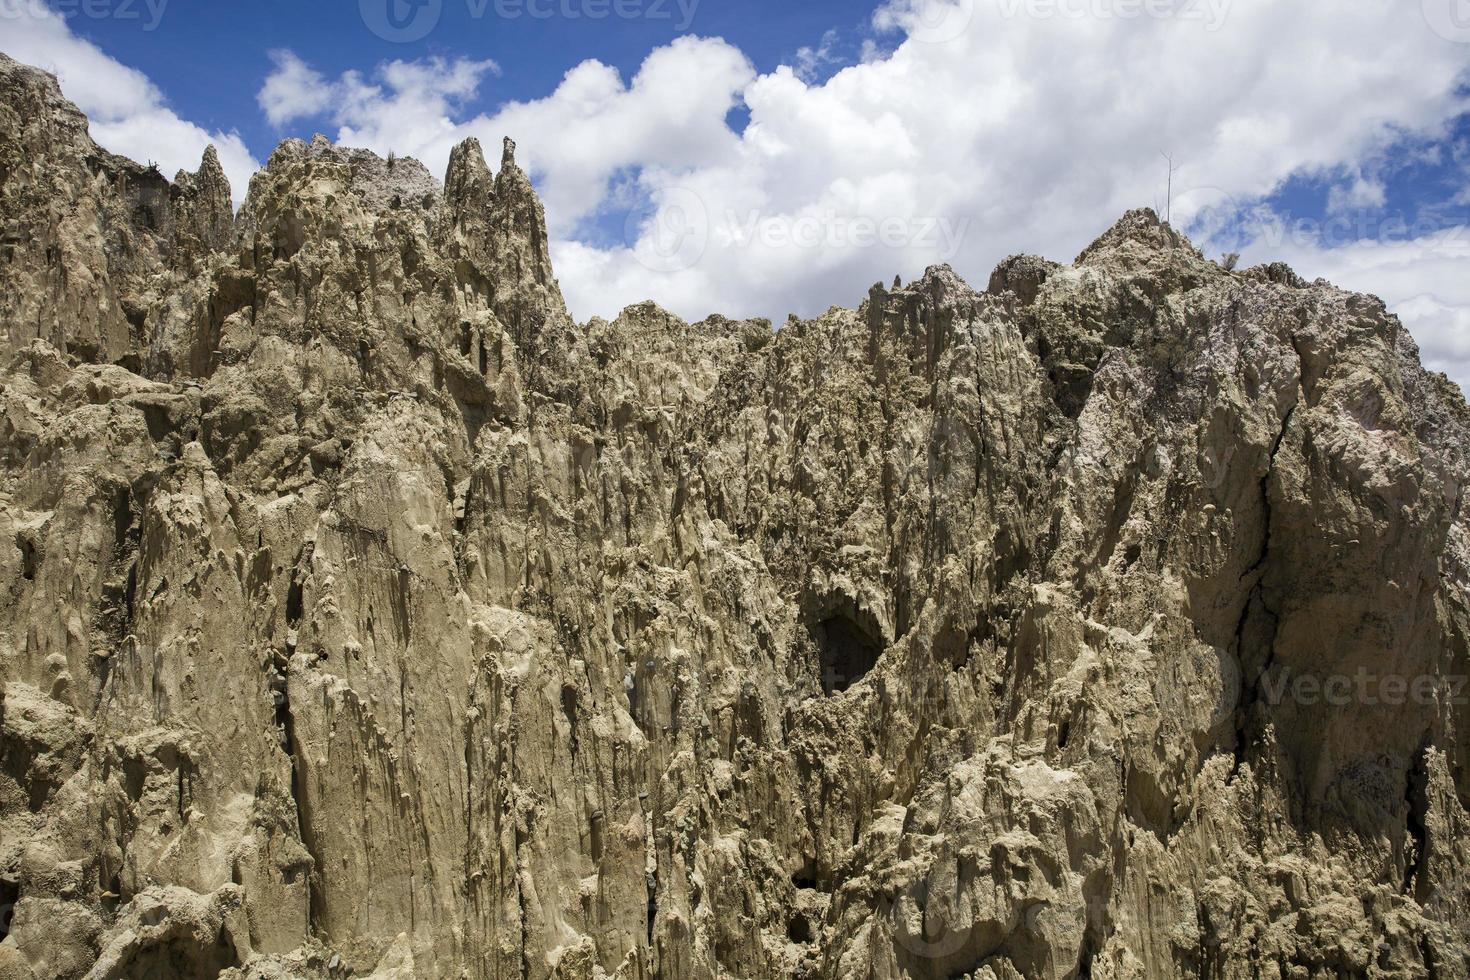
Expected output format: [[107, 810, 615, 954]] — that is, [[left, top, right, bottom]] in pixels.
[[55, 0, 875, 155], [5, 0, 1470, 388]]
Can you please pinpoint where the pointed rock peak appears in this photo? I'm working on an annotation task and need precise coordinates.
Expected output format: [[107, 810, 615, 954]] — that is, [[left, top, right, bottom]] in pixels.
[[195, 144, 231, 197], [902, 263, 983, 310], [493, 135, 538, 202], [172, 143, 235, 258], [310, 133, 334, 151], [445, 137, 493, 198], [1076, 207, 1202, 266], [0, 51, 60, 96], [915, 263, 970, 292], [873, 263, 971, 303], [1244, 261, 1306, 289], [987, 254, 1062, 306], [450, 137, 489, 171], [265, 137, 309, 171]]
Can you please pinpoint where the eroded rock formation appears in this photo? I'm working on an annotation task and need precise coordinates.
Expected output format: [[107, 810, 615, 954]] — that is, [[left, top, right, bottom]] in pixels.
[[0, 51, 1467, 979]]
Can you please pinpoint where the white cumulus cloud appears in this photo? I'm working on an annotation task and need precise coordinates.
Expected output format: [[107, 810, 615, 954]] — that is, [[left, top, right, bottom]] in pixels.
[[251, 0, 1470, 391], [2, 3, 260, 206]]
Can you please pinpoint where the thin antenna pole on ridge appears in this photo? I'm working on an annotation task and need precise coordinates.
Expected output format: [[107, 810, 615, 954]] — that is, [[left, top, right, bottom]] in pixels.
[[1160, 151, 1180, 226]]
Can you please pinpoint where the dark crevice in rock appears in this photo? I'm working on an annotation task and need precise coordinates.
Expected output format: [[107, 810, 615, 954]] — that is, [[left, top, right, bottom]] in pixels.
[[1229, 397, 1299, 781], [1420, 933, 1440, 980], [791, 869, 820, 892], [646, 867, 658, 949], [1241, 402, 1297, 583], [1404, 744, 1431, 898], [561, 684, 579, 755], [285, 541, 314, 643], [15, 533, 36, 581], [0, 874, 17, 942], [815, 609, 884, 695], [279, 678, 317, 935]]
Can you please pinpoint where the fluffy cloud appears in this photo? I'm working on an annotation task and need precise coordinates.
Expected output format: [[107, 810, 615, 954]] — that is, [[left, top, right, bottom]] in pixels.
[[2, 3, 260, 205], [1395, 294, 1470, 385], [259, 52, 500, 169], [257, 37, 752, 237], [255, 0, 1468, 390], [794, 29, 841, 83], [257, 50, 334, 127]]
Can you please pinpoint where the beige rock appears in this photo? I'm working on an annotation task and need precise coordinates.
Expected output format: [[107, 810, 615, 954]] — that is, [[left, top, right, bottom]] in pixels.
[[0, 51, 1466, 980]]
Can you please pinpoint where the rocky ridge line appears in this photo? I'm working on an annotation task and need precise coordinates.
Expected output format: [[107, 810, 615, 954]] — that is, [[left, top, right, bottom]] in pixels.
[[0, 51, 1468, 980]]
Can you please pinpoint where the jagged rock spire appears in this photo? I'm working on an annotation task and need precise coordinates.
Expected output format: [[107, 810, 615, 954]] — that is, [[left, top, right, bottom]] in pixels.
[[172, 144, 235, 261], [436, 134, 568, 346], [445, 137, 494, 209]]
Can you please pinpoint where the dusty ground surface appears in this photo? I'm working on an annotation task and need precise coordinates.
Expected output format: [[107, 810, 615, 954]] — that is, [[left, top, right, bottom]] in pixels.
[[0, 51, 1468, 979]]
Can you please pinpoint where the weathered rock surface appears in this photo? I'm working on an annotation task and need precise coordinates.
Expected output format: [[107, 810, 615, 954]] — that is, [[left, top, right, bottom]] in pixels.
[[0, 51, 1467, 979]]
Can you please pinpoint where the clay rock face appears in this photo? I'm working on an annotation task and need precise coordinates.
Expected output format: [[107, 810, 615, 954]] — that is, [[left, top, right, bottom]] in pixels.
[[0, 51, 1468, 980], [0, 55, 240, 368]]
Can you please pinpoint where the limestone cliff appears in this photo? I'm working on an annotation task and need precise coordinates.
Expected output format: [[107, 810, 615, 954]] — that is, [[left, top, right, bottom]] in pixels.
[[0, 52, 1467, 980]]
